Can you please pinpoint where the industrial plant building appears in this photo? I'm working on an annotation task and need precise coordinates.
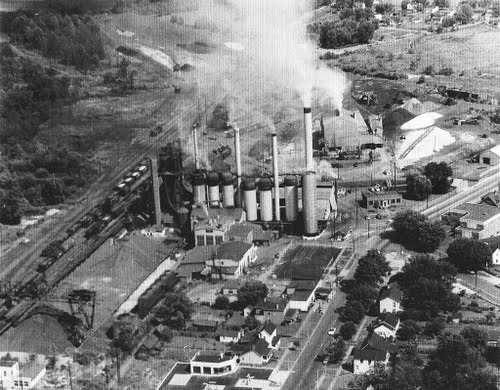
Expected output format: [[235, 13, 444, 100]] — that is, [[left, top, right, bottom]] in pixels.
[[442, 202, 500, 239], [362, 189, 403, 209]]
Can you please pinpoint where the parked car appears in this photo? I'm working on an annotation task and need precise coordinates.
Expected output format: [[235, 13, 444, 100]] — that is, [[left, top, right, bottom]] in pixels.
[[327, 327, 336, 336]]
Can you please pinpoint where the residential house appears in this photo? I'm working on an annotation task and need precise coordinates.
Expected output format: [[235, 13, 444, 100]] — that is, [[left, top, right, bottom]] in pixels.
[[352, 332, 397, 374], [218, 329, 244, 344], [139, 333, 161, 354], [190, 352, 238, 375], [239, 339, 273, 366], [252, 297, 289, 324], [442, 203, 500, 239], [372, 312, 400, 340], [283, 308, 299, 324], [191, 206, 244, 246], [480, 236, 500, 265], [315, 287, 333, 301], [221, 279, 242, 300], [480, 190, 500, 207], [362, 190, 403, 209], [379, 282, 403, 314], [207, 241, 256, 280], [176, 246, 215, 282], [479, 144, 500, 166], [0, 361, 46, 390], [258, 321, 280, 348], [227, 223, 255, 243], [192, 320, 218, 333], [285, 280, 319, 312]]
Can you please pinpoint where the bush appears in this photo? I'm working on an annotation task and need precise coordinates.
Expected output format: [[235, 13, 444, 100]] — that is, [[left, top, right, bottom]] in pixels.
[[339, 321, 357, 340], [423, 65, 435, 75], [439, 67, 454, 76], [212, 295, 230, 310]]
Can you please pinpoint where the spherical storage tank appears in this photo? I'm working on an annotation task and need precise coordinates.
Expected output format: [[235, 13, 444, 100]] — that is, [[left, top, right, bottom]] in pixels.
[[221, 172, 235, 208], [207, 172, 220, 207], [284, 176, 298, 222], [258, 177, 273, 222], [192, 171, 206, 206], [242, 177, 257, 221]]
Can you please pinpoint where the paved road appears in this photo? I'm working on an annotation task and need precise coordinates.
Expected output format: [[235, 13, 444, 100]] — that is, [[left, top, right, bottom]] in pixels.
[[457, 272, 500, 306]]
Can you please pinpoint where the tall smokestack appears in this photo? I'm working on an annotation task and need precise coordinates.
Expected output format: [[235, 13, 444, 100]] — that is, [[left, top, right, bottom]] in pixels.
[[272, 130, 280, 221], [304, 89, 314, 172], [234, 125, 242, 206], [193, 124, 200, 170], [149, 156, 162, 228]]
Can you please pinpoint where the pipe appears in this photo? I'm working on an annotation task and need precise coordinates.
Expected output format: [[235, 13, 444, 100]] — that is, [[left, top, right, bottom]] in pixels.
[[272, 130, 280, 221], [304, 89, 314, 172], [234, 125, 242, 206]]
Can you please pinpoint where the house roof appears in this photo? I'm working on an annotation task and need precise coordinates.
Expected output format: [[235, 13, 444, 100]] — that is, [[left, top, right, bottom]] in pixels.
[[0, 361, 17, 367], [361, 332, 398, 354], [181, 246, 218, 264], [227, 223, 255, 237], [362, 190, 402, 200], [290, 290, 315, 302], [316, 287, 332, 295], [191, 206, 243, 224], [193, 353, 233, 363], [487, 144, 500, 157], [380, 284, 403, 302], [261, 321, 277, 335], [253, 338, 272, 357], [218, 329, 241, 338], [229, 343, 252, 355], [223, 279, 242, 290], [142, 334, 160, 349], [176, 263, 208, 279], [19, 361, 46, 379], [288, 280, 318, 291], [378, 312, 399, 329], [255, 298, 287, 312], [352, 348, 388, 362], [284, 308, 299, 319], [451, 203, 500, 222], [480, 191, 500, 207], [216, 241, 253, 262]]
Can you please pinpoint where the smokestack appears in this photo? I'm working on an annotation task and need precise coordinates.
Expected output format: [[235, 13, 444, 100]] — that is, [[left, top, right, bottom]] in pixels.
[[234, 125, 242, 206], [272, 130, 280, 221], [149, 156, 162, 228], [193, 124, 200, 170], [304, 89, 314, 172]]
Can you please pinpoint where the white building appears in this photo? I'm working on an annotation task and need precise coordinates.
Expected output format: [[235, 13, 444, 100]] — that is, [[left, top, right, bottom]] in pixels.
[[353, 349, 389, 374], [379, 283, 403, 314], [206, 241, 256, 280], [480, 144, 500, 166], [289, 289, 315, 312], [0, 360, 46, 390], [239, 339, 273, 366], [259, 321, 278, 348], [372, 313, 400, 340], [218, 329, 243, 344], [443, 203, 500, 240], [190, 352, 238, 375]]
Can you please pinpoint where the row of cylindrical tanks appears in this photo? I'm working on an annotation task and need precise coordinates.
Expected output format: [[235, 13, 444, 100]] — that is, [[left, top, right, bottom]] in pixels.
[[191, 171, 302, 223]]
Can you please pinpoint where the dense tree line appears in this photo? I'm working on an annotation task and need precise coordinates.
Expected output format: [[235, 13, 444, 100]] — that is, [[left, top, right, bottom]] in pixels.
[[446, 237, 492, 272], [1, 10, 105, 71]]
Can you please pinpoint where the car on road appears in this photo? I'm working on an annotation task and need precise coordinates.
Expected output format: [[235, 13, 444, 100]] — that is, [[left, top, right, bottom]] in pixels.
[[327, 327, 336, 336]]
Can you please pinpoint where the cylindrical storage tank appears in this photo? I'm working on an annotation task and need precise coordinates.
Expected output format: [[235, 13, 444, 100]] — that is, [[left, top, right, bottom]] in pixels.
[[207, 172, 220, 208], [243, 178, 257, 221], [258, 178, 273, 222], [221, 172, 235, 208], [192, 171, 206, 206], [302, 172, 317, 235], [284, 176, 298, 222]]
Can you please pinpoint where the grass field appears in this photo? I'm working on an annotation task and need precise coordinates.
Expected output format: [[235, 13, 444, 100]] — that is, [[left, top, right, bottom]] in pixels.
[[274, 244, 341, 280]]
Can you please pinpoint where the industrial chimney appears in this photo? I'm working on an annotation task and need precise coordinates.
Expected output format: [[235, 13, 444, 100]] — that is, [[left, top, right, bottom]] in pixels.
[[233, 125, 242, 207], [149, 156, 162, 228], [271, 130, 280, 221], [192, 123, 200, 170], [302, 89, 317, 235]]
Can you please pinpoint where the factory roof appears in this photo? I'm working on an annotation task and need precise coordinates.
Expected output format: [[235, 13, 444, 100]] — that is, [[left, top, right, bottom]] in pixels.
[[216, 241, 253, 262], [191, 206, 244, 223], [181, 246, 218, 264], [193, 214, 234, 232], [450, 203, 500, 222], [227, 222, 258, 238], [323, 109, 371, 149]]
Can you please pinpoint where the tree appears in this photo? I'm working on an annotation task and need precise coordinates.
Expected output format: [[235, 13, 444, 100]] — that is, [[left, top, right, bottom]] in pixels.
[[424, 162, 453, 194], [423, 318, 446, 337], [398, 254, 457, 289], [331, 336, 346, 363], [392, 209, 427, 243], [347, 283, 379, 311], [442, 15, 456, 26], [41, 178, 64, 205], [401, 0, 409, 9], [339, 321, 357, 340], [435, 0, 450, 7], [237, 281, 268, 307], [154, 292, 194, 329], [492, 2, 500, 17], [460, 326, 488, 354], [112, 329, 135, 354], [406, 174, 432, 200], [0, 193, 21, 225], [343, 300, 365, 323], [353, 250, 391, 286], [446, 238, 492, 272], [213, 295, 230, 310], [398, 320, 421, 341], [455, 2, 474, 23], [375, 2, 394, 13], [416, 220, 447, 252]]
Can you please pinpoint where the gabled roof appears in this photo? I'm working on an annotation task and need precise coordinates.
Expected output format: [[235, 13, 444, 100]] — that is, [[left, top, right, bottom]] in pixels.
[[450, 203, 500, 222], [261, 321, 277, 335], [378, 312, 400, 329], [352, 348, 388, 362], [290, 290, 315, 302], [181, 246, 218, 264], [361, 332, 398, 354], [255, 297, 288, 312], [227, 223, 256, 237], [253, 338, 272, 357], [216, 241, 253, 262], [380, 284, 403, 302], [218, 329, 241, 338], [480, 191, 500, 207], [19, 361, 46, 379], [223, 279, 242, 290], [487, 144, 500, 157]]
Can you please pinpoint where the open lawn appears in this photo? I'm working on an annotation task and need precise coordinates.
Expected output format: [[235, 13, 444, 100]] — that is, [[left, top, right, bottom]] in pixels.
[[274, 245, 341, 280]]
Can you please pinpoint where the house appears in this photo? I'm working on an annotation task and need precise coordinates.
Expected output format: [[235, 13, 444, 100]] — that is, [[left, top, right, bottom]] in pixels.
[[479, 190, 500, 207], [283, 308, 299, 324], [352, 348, 389, 374], [191, 206, 244, 246], [192, 320, 218, 333], [207, 241, 256, 280], [227, 223, 256, 243], [239, 339, 273, 366], [362, 190, 403, 209], [379, 283, 403, 313], [153, 324, 173, 341], [140, 334, 161, 353], [479, 144, 500, 166], [315, 287, 333, 300], [372, 312, 400, 340], [218, 328, 244, 344], [289, 289, 316, 312], [190, 352, 238, 375], [486, 330, 500, 347], [176, 246, 215, 282], [252, 297, 289, 323], [0, 360, 46, 390], [480, 236, 500, 265], [258, 321, 277, 346], [368, 114, 384, 138], [221, 279, 242, 301], [442, 203, 500, 239]]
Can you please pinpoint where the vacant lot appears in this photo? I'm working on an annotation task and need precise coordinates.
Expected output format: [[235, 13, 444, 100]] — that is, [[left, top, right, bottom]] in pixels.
[[274, 245, 341, 280]]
